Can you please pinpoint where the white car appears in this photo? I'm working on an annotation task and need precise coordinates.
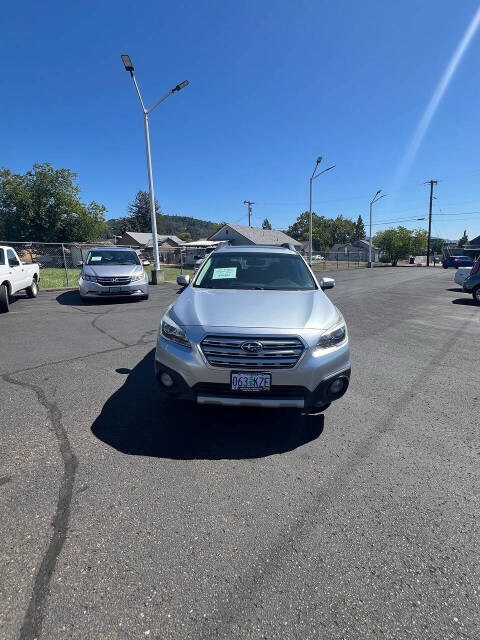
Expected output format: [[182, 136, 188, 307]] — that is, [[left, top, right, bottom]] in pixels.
[[0, 246, 40, 313], [454, 267, 472, 286]]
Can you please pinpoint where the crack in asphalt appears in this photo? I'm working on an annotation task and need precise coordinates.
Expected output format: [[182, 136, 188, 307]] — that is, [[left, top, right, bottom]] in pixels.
[[2, 374, 78, 640], [90, 307, 130, 347]]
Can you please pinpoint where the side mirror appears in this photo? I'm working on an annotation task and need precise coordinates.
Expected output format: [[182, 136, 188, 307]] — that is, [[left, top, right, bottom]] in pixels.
[[177, 274, 190, 287], [10, 259, 20, 267], [77, 261, 84, 267], [320, 277, 335, 290]]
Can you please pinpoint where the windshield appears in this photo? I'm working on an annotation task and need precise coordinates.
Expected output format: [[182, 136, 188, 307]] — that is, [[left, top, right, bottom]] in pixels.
[[194, 252, 317, 290], [86, 250, 140, 266]]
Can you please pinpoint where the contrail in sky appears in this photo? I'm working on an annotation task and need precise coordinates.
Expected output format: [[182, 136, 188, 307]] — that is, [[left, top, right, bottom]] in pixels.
[[392, 5, 480, 188]]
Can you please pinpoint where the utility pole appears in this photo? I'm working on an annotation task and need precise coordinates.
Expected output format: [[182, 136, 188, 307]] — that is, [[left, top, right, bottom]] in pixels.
[[243, 200, 254, 227], [425, 180, 438, 267]]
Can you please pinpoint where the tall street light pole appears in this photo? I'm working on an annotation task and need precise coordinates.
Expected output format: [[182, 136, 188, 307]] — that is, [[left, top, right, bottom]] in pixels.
[[121, 54, 189, 284], [308, 157, 336, 266], [368, 190, 386, 268], [425, 179, 438, 267]]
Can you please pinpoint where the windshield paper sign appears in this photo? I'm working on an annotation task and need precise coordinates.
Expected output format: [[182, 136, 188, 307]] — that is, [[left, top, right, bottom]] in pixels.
[[212, 267, 237, 279]]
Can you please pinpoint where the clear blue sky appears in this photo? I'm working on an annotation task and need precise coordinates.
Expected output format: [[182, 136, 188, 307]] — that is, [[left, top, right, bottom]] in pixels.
[[2, 0, 480, 241]]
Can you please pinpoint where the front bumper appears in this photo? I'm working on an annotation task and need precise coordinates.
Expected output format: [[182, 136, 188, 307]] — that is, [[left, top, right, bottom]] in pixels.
[[79, 278, 149, 298], [155, 329, 351, 409]]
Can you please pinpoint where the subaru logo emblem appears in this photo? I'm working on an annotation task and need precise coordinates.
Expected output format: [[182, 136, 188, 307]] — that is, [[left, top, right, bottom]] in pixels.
[[241, 341, 263, 354]]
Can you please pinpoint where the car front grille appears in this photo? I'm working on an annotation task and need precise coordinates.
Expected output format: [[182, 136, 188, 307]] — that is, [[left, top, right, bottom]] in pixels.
[[200, 336, 305, 369], [96, 276, 132, 286]]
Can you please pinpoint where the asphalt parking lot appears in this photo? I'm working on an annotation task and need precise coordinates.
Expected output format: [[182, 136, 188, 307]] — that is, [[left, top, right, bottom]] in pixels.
[[1, 267, 479, 640]]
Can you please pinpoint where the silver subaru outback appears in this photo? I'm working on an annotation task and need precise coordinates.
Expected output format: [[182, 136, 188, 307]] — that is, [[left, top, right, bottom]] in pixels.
[[155, 245, 350, 412]]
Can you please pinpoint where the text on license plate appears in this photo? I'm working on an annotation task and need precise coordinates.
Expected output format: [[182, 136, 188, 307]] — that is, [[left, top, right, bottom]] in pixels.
[[231, 372, 271, 392]]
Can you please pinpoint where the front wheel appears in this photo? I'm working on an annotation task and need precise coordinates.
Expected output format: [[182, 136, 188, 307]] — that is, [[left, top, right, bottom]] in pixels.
[[443, 265, 448, 269], [473, 286, 480, 305], [0, 284, 10, 313], [26, 278, 38, 298]]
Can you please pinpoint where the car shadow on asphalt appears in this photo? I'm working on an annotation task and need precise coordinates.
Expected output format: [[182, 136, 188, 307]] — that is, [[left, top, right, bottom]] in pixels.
[[56, 290, 144, 306], [91, 349, 324, 460], [451, 298, 478, 306], [446, 287, 463, 293]]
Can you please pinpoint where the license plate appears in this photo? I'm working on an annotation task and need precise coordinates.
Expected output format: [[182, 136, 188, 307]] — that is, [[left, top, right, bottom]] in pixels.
[[231, 372, 271, 392], [109, 287, 122, 293]]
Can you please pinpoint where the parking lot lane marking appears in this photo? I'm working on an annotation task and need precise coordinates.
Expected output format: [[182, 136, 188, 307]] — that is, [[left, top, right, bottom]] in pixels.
[[2, 373, 78, 640]]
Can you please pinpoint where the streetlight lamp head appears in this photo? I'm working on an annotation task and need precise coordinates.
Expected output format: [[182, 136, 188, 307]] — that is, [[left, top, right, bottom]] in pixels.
[[173, 80, 189, 92], [375, 189, 382, 196], [316, 156, 322, 165], [121, 54, 134, 72]]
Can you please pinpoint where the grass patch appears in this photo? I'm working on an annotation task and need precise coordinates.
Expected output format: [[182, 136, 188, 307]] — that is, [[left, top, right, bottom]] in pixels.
[[144, 265, 194, 282], [39, 268, 81, 288], [38, 265, 194, 289]]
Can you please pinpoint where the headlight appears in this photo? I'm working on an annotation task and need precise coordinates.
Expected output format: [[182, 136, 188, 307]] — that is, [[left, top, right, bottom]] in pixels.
[[82, 273, 97, 282], [161, 312, 191, 348], [316, 321, 347, 349], [131, 272, 146, 282]]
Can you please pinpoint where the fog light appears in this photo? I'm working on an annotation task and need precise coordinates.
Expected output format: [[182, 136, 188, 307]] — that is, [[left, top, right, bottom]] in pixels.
[[160, 372, 174, 388], [328, 378, 346, 396]]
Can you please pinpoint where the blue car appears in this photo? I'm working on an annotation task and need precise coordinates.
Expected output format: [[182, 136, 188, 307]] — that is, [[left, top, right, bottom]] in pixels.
[[442, 255, 474, 269]]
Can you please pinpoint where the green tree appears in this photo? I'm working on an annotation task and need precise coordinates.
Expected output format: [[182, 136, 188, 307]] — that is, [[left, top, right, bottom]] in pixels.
[[458, 230, 468, 247], [127, 190, 161, 233], [329, 214, 356, 245], [411, 228, 428, 256], [288, 211, 359, 251], [178, 231, 192, 242], [73, 201, 108, 242], [262, 218, 272, 230], [0, 163, 107, 242], [373, 226, 426, 266], [352, 215, 366, 241], [431, 238, 445, 255]]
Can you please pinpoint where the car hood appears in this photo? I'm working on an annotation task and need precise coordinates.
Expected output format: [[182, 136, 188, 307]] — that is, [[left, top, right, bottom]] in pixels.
[[172, 287, 340, 330], [83, 265, 143, 277]]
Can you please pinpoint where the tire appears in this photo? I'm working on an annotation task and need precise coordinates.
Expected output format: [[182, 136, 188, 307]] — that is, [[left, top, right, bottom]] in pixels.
[[0, 284, 10, 313], [473, 286, 480, 305], [142, 294, 149, 301], [26, 278, 38, 298], [443, 265, 448, 269], [80, 295, 92, 305]]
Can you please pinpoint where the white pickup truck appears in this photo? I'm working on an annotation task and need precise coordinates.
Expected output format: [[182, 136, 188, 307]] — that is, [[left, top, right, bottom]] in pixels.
[[0, 246, 40, 313]]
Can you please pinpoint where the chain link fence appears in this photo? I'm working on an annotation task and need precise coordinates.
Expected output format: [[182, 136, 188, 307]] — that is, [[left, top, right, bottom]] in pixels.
[[309, 251, 368, 272], [2, 241, 369, 289]]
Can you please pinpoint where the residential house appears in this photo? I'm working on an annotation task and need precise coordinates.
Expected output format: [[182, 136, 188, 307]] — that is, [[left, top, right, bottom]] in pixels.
[[116, 231, 184, 248], [209, 224, 302, 249], [463, 235, 480, 259], [327, 239, 380, 262]]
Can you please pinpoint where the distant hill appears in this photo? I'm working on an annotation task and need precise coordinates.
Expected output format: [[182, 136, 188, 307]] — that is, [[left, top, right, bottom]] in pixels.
[[107, 214, 220, 241]]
